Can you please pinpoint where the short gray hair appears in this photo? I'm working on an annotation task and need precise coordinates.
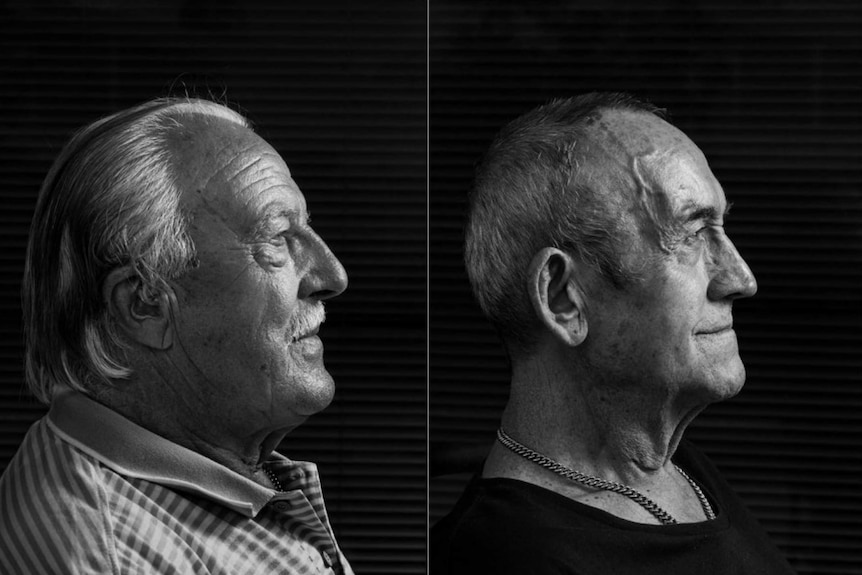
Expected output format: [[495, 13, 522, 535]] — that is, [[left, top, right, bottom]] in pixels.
[[23, 97, 251, 403], [464, 92, 663, 358]]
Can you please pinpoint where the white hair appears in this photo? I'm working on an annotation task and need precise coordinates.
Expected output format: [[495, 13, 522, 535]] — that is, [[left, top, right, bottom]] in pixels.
[[23, 97, 251, 403]]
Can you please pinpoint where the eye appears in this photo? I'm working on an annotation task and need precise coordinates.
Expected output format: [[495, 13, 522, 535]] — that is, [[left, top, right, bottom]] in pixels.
[[684, 226, 709, 245], [273, 229, 292, 245]]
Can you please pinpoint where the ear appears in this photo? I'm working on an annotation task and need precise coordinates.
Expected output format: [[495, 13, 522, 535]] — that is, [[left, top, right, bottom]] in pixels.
[[103, 266, 174, 350], [527, 247, 588, 347]]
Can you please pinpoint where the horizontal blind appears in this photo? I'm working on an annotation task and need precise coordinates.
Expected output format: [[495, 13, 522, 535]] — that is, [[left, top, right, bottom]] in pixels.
[[0, 2, 426, 573], [430, 3, 862, 574]]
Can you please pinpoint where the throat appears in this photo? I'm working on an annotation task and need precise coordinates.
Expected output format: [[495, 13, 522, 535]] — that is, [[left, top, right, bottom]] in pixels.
[[579, 389, 706, 476], [496, 427, 715, 525]]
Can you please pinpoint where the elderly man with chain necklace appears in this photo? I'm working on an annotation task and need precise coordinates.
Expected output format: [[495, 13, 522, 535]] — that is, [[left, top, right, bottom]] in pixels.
[[431, 93, 796, 574], [0, 98, 353, 574]]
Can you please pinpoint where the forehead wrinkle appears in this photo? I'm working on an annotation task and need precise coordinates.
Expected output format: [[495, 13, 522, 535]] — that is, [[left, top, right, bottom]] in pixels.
[[209, 149, 265, 188], [197, 143, 285, 194], [194, 138, 297, 231], [225, 155, 267, 185], [224, 150, 289, 185], [248, 180, 305, 215]]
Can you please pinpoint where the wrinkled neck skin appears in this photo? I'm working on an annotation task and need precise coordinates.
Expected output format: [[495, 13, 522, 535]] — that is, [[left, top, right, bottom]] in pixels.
[[492, 353, 706, 490], [93, 350, 289, 489]]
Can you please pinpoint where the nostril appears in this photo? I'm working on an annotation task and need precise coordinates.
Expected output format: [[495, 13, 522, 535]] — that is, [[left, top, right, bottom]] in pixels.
[[313, 287, 341, 301]]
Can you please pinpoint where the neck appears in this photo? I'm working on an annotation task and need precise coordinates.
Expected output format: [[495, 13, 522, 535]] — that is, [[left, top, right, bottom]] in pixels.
[[495, 354, 707, 488], [95, 370, 287, 487]]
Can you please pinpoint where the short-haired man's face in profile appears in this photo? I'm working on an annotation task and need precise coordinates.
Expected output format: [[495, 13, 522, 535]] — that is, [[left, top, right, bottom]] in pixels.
[[579, 110, 757, 406], [169, 118, 348, 437]]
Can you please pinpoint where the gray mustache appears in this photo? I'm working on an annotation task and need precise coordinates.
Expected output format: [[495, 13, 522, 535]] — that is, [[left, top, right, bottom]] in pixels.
[[288, 303, 326, 342]]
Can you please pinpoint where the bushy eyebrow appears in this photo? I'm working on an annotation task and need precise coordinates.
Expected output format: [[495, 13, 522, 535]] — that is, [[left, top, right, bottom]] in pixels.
[[246, 207, 307, 242], [681, 202, 732, 225]]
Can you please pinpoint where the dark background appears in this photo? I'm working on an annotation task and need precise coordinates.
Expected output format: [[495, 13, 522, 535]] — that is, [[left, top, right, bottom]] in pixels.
[[0, 1, 425, 573], [429, 2, 862, 574]]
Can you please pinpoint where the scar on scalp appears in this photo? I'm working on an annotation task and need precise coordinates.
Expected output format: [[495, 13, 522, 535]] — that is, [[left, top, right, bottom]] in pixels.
[[561, 140, 581, 175], [630, 153, 687, 254]]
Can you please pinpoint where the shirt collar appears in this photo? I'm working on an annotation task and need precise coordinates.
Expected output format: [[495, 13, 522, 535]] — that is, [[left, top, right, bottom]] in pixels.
[[46, 387, 319, 518]]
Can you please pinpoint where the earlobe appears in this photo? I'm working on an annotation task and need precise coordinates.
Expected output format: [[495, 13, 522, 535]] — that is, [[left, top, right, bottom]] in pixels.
[[528, 248, 588, 347], [103, 266, 174, 350]]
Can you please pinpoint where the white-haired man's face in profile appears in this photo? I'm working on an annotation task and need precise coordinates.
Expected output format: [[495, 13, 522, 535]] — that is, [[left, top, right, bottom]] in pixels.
[[168, 118, 348, 440]]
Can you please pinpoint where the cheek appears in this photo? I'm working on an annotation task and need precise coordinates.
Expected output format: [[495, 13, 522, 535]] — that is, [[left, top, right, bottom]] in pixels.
[[674, 242, 702, 267], [642, 274, 702, 354]]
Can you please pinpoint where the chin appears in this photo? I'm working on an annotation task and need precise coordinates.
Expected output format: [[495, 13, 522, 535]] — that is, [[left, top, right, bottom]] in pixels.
[[293, 368, 336, 416], [706, 359, 747, 402]]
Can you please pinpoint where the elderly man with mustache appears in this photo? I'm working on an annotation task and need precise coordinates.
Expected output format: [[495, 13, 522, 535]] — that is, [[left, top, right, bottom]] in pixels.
[[0, 98, 353, 574]]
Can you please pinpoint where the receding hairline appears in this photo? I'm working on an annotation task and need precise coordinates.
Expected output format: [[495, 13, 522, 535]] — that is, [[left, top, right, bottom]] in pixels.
[[159, 99, 250, 128], [572, 108, 706, 210], [584, 108, 694, 163], [155, 99, 255, 167], [157, 101, 269, 197]]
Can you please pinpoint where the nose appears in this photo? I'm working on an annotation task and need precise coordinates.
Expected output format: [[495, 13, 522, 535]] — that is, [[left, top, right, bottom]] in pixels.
[[300, 231, 348, 300], [706, 234, 757, 301]]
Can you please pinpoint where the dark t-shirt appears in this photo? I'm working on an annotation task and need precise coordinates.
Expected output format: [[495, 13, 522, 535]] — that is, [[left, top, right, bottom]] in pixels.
[[431, 441, 796, 575]]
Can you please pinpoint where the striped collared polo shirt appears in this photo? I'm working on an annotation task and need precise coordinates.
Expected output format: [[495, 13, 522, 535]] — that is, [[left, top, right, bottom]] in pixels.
[[0, 388, 354, 575]]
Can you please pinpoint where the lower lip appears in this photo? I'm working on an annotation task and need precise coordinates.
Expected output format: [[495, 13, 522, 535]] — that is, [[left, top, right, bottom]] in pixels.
[[292, 334, 322, 354]]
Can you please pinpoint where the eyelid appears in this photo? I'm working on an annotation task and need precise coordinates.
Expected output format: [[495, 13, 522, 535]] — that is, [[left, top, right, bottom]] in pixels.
[[697, 222, 723, 234]]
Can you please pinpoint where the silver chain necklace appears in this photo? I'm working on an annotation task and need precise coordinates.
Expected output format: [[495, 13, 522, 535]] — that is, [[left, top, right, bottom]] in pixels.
[[497, 428, 715, 525]]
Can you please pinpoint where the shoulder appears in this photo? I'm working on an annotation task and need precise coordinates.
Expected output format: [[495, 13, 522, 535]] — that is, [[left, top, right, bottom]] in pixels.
[[431, 475, 591, 575], [674, 439, 719, 474], [0, 418, 118, 574], [674, 439, 747, 511]]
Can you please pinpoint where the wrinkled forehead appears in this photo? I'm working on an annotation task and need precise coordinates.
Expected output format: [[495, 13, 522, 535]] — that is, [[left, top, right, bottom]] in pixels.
[[170, 116, 304, 236]]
